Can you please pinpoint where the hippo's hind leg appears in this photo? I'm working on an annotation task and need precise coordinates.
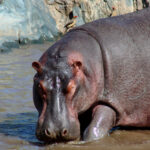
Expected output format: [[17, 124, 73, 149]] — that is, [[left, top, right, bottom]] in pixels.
[[83, 105, 116, 141]]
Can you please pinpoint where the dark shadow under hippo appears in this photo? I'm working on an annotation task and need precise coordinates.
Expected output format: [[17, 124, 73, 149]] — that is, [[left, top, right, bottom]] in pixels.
[[32, 7, 150, 143]]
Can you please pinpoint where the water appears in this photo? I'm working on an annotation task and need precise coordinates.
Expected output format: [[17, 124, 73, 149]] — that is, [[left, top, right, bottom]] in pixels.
[[1, 43, 150, 150]]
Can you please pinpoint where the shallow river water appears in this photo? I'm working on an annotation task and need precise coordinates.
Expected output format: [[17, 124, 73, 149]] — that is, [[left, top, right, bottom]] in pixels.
[[1, 43, 150, 150]]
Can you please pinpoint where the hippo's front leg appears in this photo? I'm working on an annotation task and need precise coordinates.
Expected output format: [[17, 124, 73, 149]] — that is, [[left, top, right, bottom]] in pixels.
[[83, 105, 116, 141]]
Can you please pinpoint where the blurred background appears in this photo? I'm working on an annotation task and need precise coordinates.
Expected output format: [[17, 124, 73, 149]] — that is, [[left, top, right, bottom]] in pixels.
[[0, 0, 149, 52]]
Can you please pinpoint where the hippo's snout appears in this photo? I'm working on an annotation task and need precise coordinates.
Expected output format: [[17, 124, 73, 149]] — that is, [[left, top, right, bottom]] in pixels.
[[36, 116, 80, 143], [34, 75, 80, 142]]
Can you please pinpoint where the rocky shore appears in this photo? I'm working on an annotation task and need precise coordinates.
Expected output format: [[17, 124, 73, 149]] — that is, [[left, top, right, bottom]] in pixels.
[[0, 0, 149, 52]]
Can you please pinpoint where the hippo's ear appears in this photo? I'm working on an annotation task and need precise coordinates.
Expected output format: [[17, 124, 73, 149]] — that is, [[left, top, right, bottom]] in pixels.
[[71, 61, 84, 76], [32, 61, 42, 74], [72, 61, 82, 70]]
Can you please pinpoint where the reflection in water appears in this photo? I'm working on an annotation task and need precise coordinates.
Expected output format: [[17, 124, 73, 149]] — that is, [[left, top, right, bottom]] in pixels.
[[1, 43, 150, 150], [0, 112, 38, 143]]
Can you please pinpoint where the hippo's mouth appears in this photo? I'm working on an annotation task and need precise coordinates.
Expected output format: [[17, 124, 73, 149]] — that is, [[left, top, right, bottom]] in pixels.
[[36, 127, 80, 144]]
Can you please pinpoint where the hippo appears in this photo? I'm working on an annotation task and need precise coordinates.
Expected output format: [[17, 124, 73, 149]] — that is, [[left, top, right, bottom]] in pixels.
[[32, 7, 150, 143]]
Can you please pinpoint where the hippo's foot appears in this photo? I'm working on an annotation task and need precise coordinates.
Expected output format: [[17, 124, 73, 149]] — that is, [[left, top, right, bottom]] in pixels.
[[83, 105, 116, 141]]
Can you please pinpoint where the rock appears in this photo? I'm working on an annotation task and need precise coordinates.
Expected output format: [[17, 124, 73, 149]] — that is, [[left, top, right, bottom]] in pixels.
[[0, 0, 58, 52], [0, 0, 149, 52], [46, 0, 149, 33]]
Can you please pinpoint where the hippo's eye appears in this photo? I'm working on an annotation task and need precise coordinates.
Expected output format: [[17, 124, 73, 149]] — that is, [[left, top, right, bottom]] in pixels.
[[65, 80, 77, 100], [67, 80, 76, 93]]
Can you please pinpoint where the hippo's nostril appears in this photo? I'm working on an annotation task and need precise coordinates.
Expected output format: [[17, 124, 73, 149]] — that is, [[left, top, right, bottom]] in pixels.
[[61, 128, 68, 137], [45, 129, 51, 137]]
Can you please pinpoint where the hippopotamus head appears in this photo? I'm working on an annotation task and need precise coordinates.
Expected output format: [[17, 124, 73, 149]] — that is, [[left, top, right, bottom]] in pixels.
[[32, 31, 103, 143]]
